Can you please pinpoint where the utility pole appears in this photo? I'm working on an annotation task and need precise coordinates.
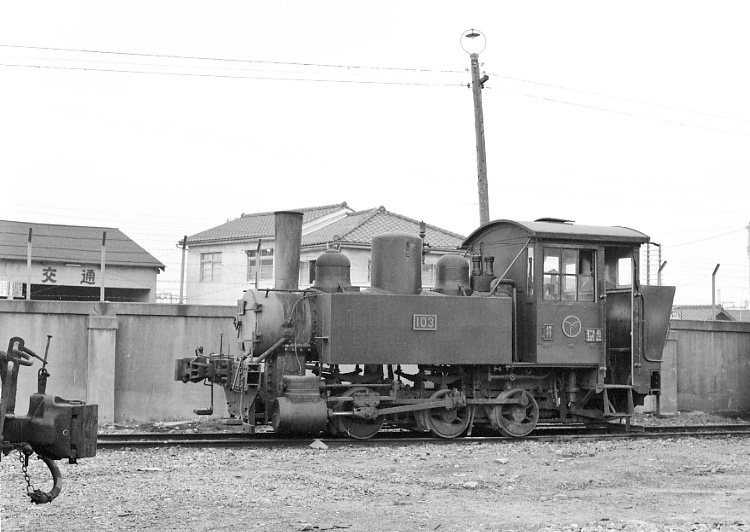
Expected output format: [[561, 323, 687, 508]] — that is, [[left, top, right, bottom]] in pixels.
[[462, 29, 490, 227]]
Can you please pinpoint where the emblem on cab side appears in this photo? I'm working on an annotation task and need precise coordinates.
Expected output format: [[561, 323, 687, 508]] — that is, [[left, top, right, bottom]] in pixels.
[[562, 315, 582, 338]]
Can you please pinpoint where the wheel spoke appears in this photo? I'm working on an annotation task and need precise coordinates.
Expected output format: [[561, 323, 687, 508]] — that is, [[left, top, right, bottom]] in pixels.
[[332, 387, 383, 440], [424, 389, 469, 439], [489, 389, 539, 438]]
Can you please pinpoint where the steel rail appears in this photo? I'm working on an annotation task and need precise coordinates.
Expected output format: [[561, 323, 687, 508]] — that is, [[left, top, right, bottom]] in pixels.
[[96, 424, 750, 449]]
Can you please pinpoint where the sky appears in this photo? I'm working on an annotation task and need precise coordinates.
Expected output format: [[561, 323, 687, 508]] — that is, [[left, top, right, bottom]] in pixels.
[[1, 1, 748, 306]]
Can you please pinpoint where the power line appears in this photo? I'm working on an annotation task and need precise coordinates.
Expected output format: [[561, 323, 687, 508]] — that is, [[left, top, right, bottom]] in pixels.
[[496, 88, 750, 138], [5, 43, 747, 125], [667, 227, 746, 249], [490, 72, 750, 124], [0, 62, 462, 87], [7, 60, 748, 137], [5, 44, 748, 136], [0, 43, 464, 75]]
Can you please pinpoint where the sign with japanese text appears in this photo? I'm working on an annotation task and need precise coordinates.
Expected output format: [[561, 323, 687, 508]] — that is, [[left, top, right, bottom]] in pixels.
[[38, 265, 102, 286]]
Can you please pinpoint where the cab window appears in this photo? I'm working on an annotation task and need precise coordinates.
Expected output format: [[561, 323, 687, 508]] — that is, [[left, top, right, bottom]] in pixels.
[[543, 248, 595, 302]]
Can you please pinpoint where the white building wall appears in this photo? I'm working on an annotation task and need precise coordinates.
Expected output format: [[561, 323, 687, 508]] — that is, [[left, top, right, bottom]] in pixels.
[[0, 260, 159, 301], [187, 242, 452, 305], [186, 240, 263, 305]]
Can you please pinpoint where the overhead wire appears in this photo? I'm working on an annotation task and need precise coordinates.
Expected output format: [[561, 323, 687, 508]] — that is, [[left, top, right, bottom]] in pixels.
[[489, 72, 750, 124], [495, 87, 750, 138], [0, 43, 465, 74], [0, 62, 463, 87], [3, 42, 748, 131]]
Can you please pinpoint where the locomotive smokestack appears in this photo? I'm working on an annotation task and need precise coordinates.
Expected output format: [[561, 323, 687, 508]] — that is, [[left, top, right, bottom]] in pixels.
[[274, 211, 303, 290]]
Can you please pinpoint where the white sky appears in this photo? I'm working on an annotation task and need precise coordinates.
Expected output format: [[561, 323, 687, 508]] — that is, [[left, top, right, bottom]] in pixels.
[[2, 1, 749, 306]]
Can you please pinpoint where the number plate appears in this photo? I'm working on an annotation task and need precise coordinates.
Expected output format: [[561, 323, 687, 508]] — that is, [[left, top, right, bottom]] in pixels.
[[413, 314, 437, 331]]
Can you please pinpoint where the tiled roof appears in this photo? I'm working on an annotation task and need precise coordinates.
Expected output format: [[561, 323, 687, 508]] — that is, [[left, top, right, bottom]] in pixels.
[[187, 203, 350, 244], [671, 305, 735, 321], [0, 220, 164, 269], [302, 206, 465, 251]]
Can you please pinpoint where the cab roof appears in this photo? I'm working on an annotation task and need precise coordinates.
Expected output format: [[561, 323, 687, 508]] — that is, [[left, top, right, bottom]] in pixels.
[[462, 219, 650, 247]]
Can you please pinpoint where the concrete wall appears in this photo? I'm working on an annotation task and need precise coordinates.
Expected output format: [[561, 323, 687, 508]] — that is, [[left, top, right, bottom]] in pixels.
[[668, 319, 750, 413], [1, 300, 234, 423], [3, 301, 749, 426], [114, 305, 235, 422]]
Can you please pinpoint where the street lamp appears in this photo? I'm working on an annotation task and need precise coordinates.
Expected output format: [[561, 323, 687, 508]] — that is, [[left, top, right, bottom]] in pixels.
[[460, 28, 486, 55]]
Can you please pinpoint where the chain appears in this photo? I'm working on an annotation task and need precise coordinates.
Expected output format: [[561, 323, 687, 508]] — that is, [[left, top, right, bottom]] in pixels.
[[16, 446, 35, 496]]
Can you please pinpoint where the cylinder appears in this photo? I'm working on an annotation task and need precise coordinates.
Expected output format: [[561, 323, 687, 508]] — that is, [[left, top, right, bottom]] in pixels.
[[271, 397, 328, 435], [274, 211, 303, 290], [371, 232, 422, 295], [433, 255, 472, 296]]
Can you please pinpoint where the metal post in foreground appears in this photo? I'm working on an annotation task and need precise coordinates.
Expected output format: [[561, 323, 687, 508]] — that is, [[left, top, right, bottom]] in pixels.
[[100, 231, 107, 303], [712, 263, 720, 320], [26, 228, 32, 300], [179, 235, 187, 304]]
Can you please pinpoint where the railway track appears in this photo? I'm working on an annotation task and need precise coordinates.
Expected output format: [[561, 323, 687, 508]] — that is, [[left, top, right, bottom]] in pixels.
[[96, 423, 750, 449]]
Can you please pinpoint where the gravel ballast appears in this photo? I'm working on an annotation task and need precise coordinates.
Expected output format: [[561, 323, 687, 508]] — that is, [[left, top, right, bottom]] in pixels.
[[2, 427, 749, 532]]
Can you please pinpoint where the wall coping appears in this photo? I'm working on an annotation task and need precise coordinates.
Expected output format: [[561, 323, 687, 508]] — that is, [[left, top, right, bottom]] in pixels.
[[670, 319, 750, 333], [0, 300, 235, 318]]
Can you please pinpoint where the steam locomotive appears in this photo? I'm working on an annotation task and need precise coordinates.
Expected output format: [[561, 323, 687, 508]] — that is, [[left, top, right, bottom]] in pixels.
[[176, 212, 675, 439]]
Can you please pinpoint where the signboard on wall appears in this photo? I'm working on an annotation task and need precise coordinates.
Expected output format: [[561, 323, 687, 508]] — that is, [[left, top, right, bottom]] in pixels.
[[0, 281, 23, 297], [36, 264, 102, 287]]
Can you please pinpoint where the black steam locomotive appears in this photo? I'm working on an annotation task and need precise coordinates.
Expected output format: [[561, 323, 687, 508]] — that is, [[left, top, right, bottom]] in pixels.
[[176, 212, 674, 439]]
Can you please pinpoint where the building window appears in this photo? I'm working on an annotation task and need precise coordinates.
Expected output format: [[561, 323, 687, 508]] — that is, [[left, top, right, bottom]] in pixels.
[[247, 247, 274, 285], [200, 252, 222, 282], [299, 260, 316, 286], [421, 263, 435, 287], [543, 248, 595, 302]]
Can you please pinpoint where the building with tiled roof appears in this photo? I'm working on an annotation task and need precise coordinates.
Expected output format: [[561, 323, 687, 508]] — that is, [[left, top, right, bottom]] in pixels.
[[670, 304, 736, 321], [183, 204, 466, 305], [188, 203, 351, 245], [0, 220, 164, 302]]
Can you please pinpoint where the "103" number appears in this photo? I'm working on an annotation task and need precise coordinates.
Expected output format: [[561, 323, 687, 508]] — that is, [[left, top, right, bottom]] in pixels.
[[412, 314, 437, 331]]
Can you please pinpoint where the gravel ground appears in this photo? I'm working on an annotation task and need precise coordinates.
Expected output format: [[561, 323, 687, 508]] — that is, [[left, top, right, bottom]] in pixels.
[[2, 412, 749, 532]]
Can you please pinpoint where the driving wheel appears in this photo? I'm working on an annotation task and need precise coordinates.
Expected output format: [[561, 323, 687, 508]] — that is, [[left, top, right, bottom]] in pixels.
[[424, 389, 470, 439], [488, 388, 539, 437], [333, 387, 384, 440]]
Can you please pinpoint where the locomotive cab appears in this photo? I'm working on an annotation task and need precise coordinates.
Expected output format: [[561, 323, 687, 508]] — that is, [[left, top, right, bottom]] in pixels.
[[463, 218, 675, 418]]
